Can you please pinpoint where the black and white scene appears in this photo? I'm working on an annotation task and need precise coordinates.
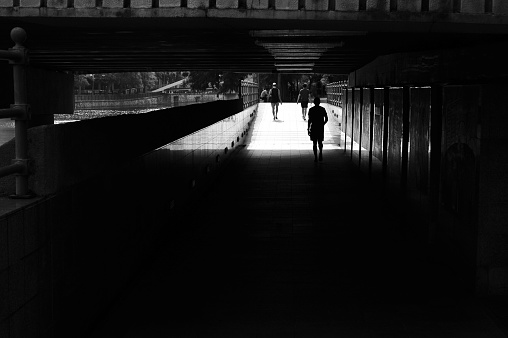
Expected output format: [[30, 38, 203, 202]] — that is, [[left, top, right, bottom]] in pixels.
[[1, 1, 508, 337]]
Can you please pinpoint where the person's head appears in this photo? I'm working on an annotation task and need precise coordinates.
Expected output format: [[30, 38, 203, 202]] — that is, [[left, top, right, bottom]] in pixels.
[[303, 84, 307, 88], [314, 97, 320, 105], [272, 82, 277, 87]]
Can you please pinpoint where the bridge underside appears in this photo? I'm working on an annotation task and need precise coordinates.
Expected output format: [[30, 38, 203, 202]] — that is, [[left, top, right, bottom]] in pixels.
[[1, 10, 508, 74], [3, 5, 508, 338]]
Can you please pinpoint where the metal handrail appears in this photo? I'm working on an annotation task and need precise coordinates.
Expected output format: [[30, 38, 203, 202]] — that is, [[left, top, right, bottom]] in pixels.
[[241, 80, 258, 109], [0, 27, 32, 198]]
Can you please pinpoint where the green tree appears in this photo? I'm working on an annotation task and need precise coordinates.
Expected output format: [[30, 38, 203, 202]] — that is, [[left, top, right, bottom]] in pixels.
[[258, 74, 278, 90], [155, 72, 186, 86], [140, 72, 158, 92], [188, 71, 248, 93], [74, 74, 90, 94]]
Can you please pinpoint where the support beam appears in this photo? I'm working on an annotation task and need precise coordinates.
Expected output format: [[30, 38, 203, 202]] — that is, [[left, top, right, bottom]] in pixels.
[[368, 86, 374, 179], [401, 85, 410, 192], [429, 84, 443, 244]]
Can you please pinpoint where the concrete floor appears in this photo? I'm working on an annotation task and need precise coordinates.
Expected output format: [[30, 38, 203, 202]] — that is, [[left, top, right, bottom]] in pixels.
[[87, 102, 507, 338]]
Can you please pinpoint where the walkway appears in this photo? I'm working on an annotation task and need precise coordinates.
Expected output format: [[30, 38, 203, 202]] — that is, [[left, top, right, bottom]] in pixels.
[[87, 102, 506, 338]]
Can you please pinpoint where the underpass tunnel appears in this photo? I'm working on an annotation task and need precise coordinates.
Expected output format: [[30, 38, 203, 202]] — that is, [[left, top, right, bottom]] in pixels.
[[1, 5, 508, 336]]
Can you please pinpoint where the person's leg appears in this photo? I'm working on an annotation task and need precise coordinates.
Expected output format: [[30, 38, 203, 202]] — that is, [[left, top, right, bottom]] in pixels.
[[318, 140, 323, 161], [271, 103, 276, 119], [275, 103, 279, 118], [312, 140, 318, 162]]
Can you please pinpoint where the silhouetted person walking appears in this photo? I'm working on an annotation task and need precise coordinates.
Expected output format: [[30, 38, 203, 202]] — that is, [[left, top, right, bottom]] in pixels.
[[260, 87, 268, 102], [307, 97, 328, 162], [296, 83, 310, 121], [269, 82, 282, 120]]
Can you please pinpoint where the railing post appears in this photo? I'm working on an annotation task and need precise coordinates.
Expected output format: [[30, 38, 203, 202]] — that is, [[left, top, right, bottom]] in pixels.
[[4, 27, 32, 198], [240, 80, 258, 110]]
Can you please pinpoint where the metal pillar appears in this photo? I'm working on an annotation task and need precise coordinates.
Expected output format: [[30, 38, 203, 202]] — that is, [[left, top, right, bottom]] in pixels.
[[368, 86, 375, 179], [358, 87, 363, 167], [429, 84, 443, 244], [0, 27, 32, 198], [382, 87, 389, 179], [401, 86, 410, 192]]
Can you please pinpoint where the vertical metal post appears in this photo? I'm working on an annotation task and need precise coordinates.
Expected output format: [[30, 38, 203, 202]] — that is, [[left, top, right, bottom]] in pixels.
[[9, 27, 31, 198], [350, 87, 355, 159], [382, 87, 389, 180], [429, 84, 443, 244], [238, 79, 243, 108], [358, 87, 363, 167], [401, 86, 410, 192], [343, 83, 348, 153], [368, 86, 375, 179]]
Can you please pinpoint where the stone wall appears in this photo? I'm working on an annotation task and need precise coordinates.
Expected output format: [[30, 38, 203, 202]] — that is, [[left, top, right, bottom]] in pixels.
[[74, 93, 219, 110], [0, 100, 257, 337]]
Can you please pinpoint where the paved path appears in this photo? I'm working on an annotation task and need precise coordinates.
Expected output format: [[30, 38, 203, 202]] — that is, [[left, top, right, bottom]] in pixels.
[[88, 102, 506, 338]]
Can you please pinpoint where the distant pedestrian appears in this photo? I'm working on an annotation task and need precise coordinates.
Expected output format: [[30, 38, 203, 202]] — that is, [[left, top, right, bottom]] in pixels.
[[260, 87, 268, 102], [296, 83, 310, 121], [269, 82, 282, 120], [307, 97, 328, 162]]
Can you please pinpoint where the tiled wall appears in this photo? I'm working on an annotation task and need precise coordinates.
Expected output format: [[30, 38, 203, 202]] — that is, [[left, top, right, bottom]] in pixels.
[[328, 82, 508, 295], [0, 102, 257, 337]]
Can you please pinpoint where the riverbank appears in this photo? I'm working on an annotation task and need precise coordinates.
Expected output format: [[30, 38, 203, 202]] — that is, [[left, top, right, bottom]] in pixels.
[[0, 108, 161, 127]]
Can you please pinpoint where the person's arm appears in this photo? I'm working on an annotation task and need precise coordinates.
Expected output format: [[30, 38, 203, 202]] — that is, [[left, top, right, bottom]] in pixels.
[[324, 109, 329, 125], [296, 93, 300, 103], [307, 111, 311, 134]]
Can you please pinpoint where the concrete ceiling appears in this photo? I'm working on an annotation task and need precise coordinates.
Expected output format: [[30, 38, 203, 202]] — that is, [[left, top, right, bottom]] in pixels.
[[1, 11, 508, 75]]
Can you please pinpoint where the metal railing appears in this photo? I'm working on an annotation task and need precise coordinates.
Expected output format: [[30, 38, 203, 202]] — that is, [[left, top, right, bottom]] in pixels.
[[241, 80, 258, 109], [0, 27, 32, 198], [326, 80, 348, 108], [74, 92, 221, 111]]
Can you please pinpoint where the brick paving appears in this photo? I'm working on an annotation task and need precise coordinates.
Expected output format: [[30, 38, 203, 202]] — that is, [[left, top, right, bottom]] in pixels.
[[88, 102, 506, 338]]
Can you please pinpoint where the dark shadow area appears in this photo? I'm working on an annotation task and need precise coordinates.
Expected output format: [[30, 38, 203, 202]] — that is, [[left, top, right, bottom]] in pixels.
[[86, 143, 504, 337]]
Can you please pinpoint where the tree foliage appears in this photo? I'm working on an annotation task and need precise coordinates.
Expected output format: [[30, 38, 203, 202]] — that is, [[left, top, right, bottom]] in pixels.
[[188, 71, 248, 93], [74, 74, 90, 89], [74, 72, 184, 93], [74, 71, 253, 94]]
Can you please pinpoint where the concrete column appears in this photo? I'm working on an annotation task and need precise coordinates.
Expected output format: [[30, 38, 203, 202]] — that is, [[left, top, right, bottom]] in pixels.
[[382, 87, 389, 180], [477, 84, 508, 295], [350, 87, 355, 159], [26, 67, 73, 126], [401, 86, 410, 192], [369, 86, 375, 179], [358, 87, 363, 167], [343, 84, 348, 153], [429, 84, 443, 244]]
